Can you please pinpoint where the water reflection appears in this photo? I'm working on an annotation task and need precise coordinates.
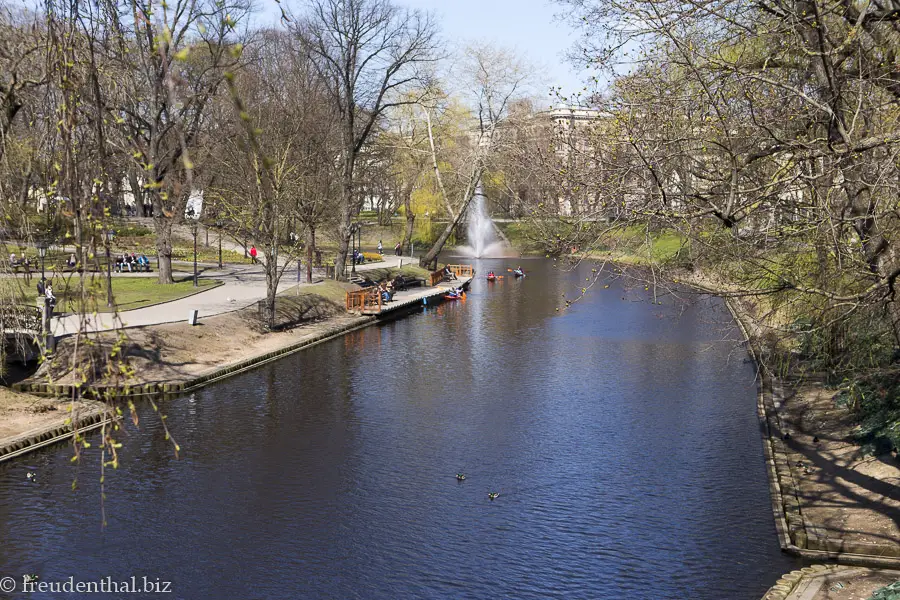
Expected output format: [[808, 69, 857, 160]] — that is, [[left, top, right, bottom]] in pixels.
[[0, 259, 798, 599]]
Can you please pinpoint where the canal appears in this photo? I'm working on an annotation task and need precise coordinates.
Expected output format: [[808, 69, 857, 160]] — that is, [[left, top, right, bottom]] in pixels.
[[0, 259, 798, 599]]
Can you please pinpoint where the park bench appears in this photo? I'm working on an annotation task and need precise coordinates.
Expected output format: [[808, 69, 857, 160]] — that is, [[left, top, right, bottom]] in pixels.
[[392, 275, 424, 291]]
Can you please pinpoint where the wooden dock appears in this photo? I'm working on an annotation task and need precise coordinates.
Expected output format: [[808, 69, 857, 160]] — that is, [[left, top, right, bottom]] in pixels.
[[346, 265, 474, 316]]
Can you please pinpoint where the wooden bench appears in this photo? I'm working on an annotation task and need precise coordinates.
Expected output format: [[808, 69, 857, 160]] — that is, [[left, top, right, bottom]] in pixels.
[[392, 275, 424, 291]]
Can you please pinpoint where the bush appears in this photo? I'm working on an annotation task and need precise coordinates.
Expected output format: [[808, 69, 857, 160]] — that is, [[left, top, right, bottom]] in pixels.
[[836, 372, 900, 454], [112, 223, 152, 237], [869, 581, 900, 600], [362, 252, 382, 261]]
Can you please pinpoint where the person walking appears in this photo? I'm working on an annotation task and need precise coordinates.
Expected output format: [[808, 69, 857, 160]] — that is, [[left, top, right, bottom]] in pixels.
[[377, 240, 383, 255], [249, 245, 258, 264], [394, 242, 402, 256]]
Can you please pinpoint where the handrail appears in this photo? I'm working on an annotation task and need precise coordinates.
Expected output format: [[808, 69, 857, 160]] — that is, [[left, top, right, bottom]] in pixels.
[[346, 290, 367, 312], [447, 264, 474, 278], [345, 289, 382, 314]]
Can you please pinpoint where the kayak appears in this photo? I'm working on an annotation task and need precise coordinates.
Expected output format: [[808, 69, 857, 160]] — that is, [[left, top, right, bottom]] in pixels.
[[513, 270, 525, 278], [486, 274, 497, 281], [445, 293, 462, 300]]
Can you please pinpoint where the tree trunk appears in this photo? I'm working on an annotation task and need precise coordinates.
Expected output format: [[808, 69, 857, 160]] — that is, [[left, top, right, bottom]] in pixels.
[[264, 247, 277, 330], [419, 182, 479, 269], [154, 215, 175, 284], [128, 171, 143, 214], [420, 213, 464, 269], [333, 175, 353, 281], [306, 226, 315, 284], [402, 184, 415, 250]]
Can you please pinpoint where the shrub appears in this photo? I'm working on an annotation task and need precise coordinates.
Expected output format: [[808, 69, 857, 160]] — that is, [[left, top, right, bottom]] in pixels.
[[869, 581, 900, 600]]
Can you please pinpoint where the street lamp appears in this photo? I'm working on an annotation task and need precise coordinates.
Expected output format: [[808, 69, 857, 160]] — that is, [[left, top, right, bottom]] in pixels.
[[36, 240, 51, 349], [105, 229, 114, 307], [36, 241, 47, 285], [187, 207, 199, 287], [215, 219, 223, 269], [350, 223, 358, 276]]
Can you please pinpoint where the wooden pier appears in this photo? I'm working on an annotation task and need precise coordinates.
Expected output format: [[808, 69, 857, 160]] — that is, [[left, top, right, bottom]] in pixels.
[[345, 265, 474, 316]]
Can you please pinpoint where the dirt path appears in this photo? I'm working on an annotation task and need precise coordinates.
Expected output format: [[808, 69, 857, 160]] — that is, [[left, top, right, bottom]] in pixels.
[[0, 387, 104, 448], [778, 379, 900, 550]]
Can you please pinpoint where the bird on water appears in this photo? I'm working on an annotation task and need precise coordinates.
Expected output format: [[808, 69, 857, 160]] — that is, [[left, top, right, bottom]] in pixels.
[[488, 492, 499, 500]]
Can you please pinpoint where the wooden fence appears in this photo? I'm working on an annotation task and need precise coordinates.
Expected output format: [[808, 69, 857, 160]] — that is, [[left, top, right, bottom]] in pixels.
[[447, 264, 474, 278], [345, 289, 382, 314]]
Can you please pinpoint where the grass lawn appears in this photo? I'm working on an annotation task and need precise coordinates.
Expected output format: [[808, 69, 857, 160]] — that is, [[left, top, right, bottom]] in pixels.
[[278, 280, 355, 304], [0, 275, 221, 312], [587, 227, 688, 265]]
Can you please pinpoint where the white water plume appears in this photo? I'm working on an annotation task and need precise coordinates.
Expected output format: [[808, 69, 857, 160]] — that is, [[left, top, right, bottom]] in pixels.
[[458, 184, 507, 258]]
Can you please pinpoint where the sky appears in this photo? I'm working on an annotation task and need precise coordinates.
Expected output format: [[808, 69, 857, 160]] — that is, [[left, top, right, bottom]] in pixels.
[[257, 0, 593, 103], [397, 0, 589, 99]]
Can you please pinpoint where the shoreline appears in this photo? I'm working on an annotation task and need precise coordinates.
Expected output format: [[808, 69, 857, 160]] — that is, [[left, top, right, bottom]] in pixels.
[[0, 315, 378, 463], [723, 294, 900, 567], [0, 273, 470, 463]]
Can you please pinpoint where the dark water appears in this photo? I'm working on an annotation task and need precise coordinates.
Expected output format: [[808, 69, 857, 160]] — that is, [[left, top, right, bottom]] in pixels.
[[0, 259, 797, 599]]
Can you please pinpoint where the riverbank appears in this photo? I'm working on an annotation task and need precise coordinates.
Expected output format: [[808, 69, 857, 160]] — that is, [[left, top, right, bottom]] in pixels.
[[761, 564, 900, 599], [657, 269, 900, 596], [0, 387, 106, 463], [0, 265, 462, 460], [717, 286, 900, 564]]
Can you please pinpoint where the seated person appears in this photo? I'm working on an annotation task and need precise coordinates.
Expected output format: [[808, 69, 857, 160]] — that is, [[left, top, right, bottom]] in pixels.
[[66, 254, 77, 268], [444, 265, 456, 280], [9, 253, 17, 267], [114, 255, 125, 273], [138, 254, 150, 271]]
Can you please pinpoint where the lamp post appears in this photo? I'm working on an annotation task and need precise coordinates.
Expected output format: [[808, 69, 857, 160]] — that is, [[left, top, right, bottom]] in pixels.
[[105, 230, 114, 307], [187, 207, 199, 287], [192, 222, 199, 287], [36, 241, 50, 350], [350, 223, 358, 276], [36, 242, 47, 285], [216, 219, 223, 269]]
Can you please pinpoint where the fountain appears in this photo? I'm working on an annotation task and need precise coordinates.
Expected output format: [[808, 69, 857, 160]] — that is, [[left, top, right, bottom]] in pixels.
[[459, 183, 508, 258]]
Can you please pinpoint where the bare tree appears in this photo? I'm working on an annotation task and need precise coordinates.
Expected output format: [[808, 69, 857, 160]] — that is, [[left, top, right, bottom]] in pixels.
[[551, 0, 900, 379], [101, 0, 250, 283], [418, 43, 531, 268], [293, 0, 438, 279]]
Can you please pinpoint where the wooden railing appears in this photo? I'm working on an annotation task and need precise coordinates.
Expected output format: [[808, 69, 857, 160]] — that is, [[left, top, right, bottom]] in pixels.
[[345, 289, 382, 314], [428, 269, 444, 287], [448, 264, 474, 278]]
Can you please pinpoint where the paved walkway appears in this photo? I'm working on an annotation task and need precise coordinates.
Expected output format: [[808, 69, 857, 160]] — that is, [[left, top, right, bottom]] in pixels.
[[51, 255, 415, 335]]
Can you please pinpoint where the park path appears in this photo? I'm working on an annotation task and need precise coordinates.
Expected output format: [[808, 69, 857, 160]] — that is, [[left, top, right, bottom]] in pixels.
[[50, 255, 412, 336]]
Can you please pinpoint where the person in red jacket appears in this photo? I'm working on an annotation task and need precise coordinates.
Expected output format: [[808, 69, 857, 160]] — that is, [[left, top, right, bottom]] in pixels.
[[249, 245, 258, 264]]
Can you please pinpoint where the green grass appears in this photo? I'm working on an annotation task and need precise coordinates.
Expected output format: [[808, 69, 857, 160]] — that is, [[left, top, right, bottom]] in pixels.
[[118, 242, 251, 265], [0, 275, 220, 312], [353, 264, 432, 283], [584, 227, 688, 265], [278, 280, 354, 304]]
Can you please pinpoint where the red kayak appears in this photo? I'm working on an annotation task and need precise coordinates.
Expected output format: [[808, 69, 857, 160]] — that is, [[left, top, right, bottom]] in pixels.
[[445, 293, 462, 300], [486, 274, 497, 281]]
